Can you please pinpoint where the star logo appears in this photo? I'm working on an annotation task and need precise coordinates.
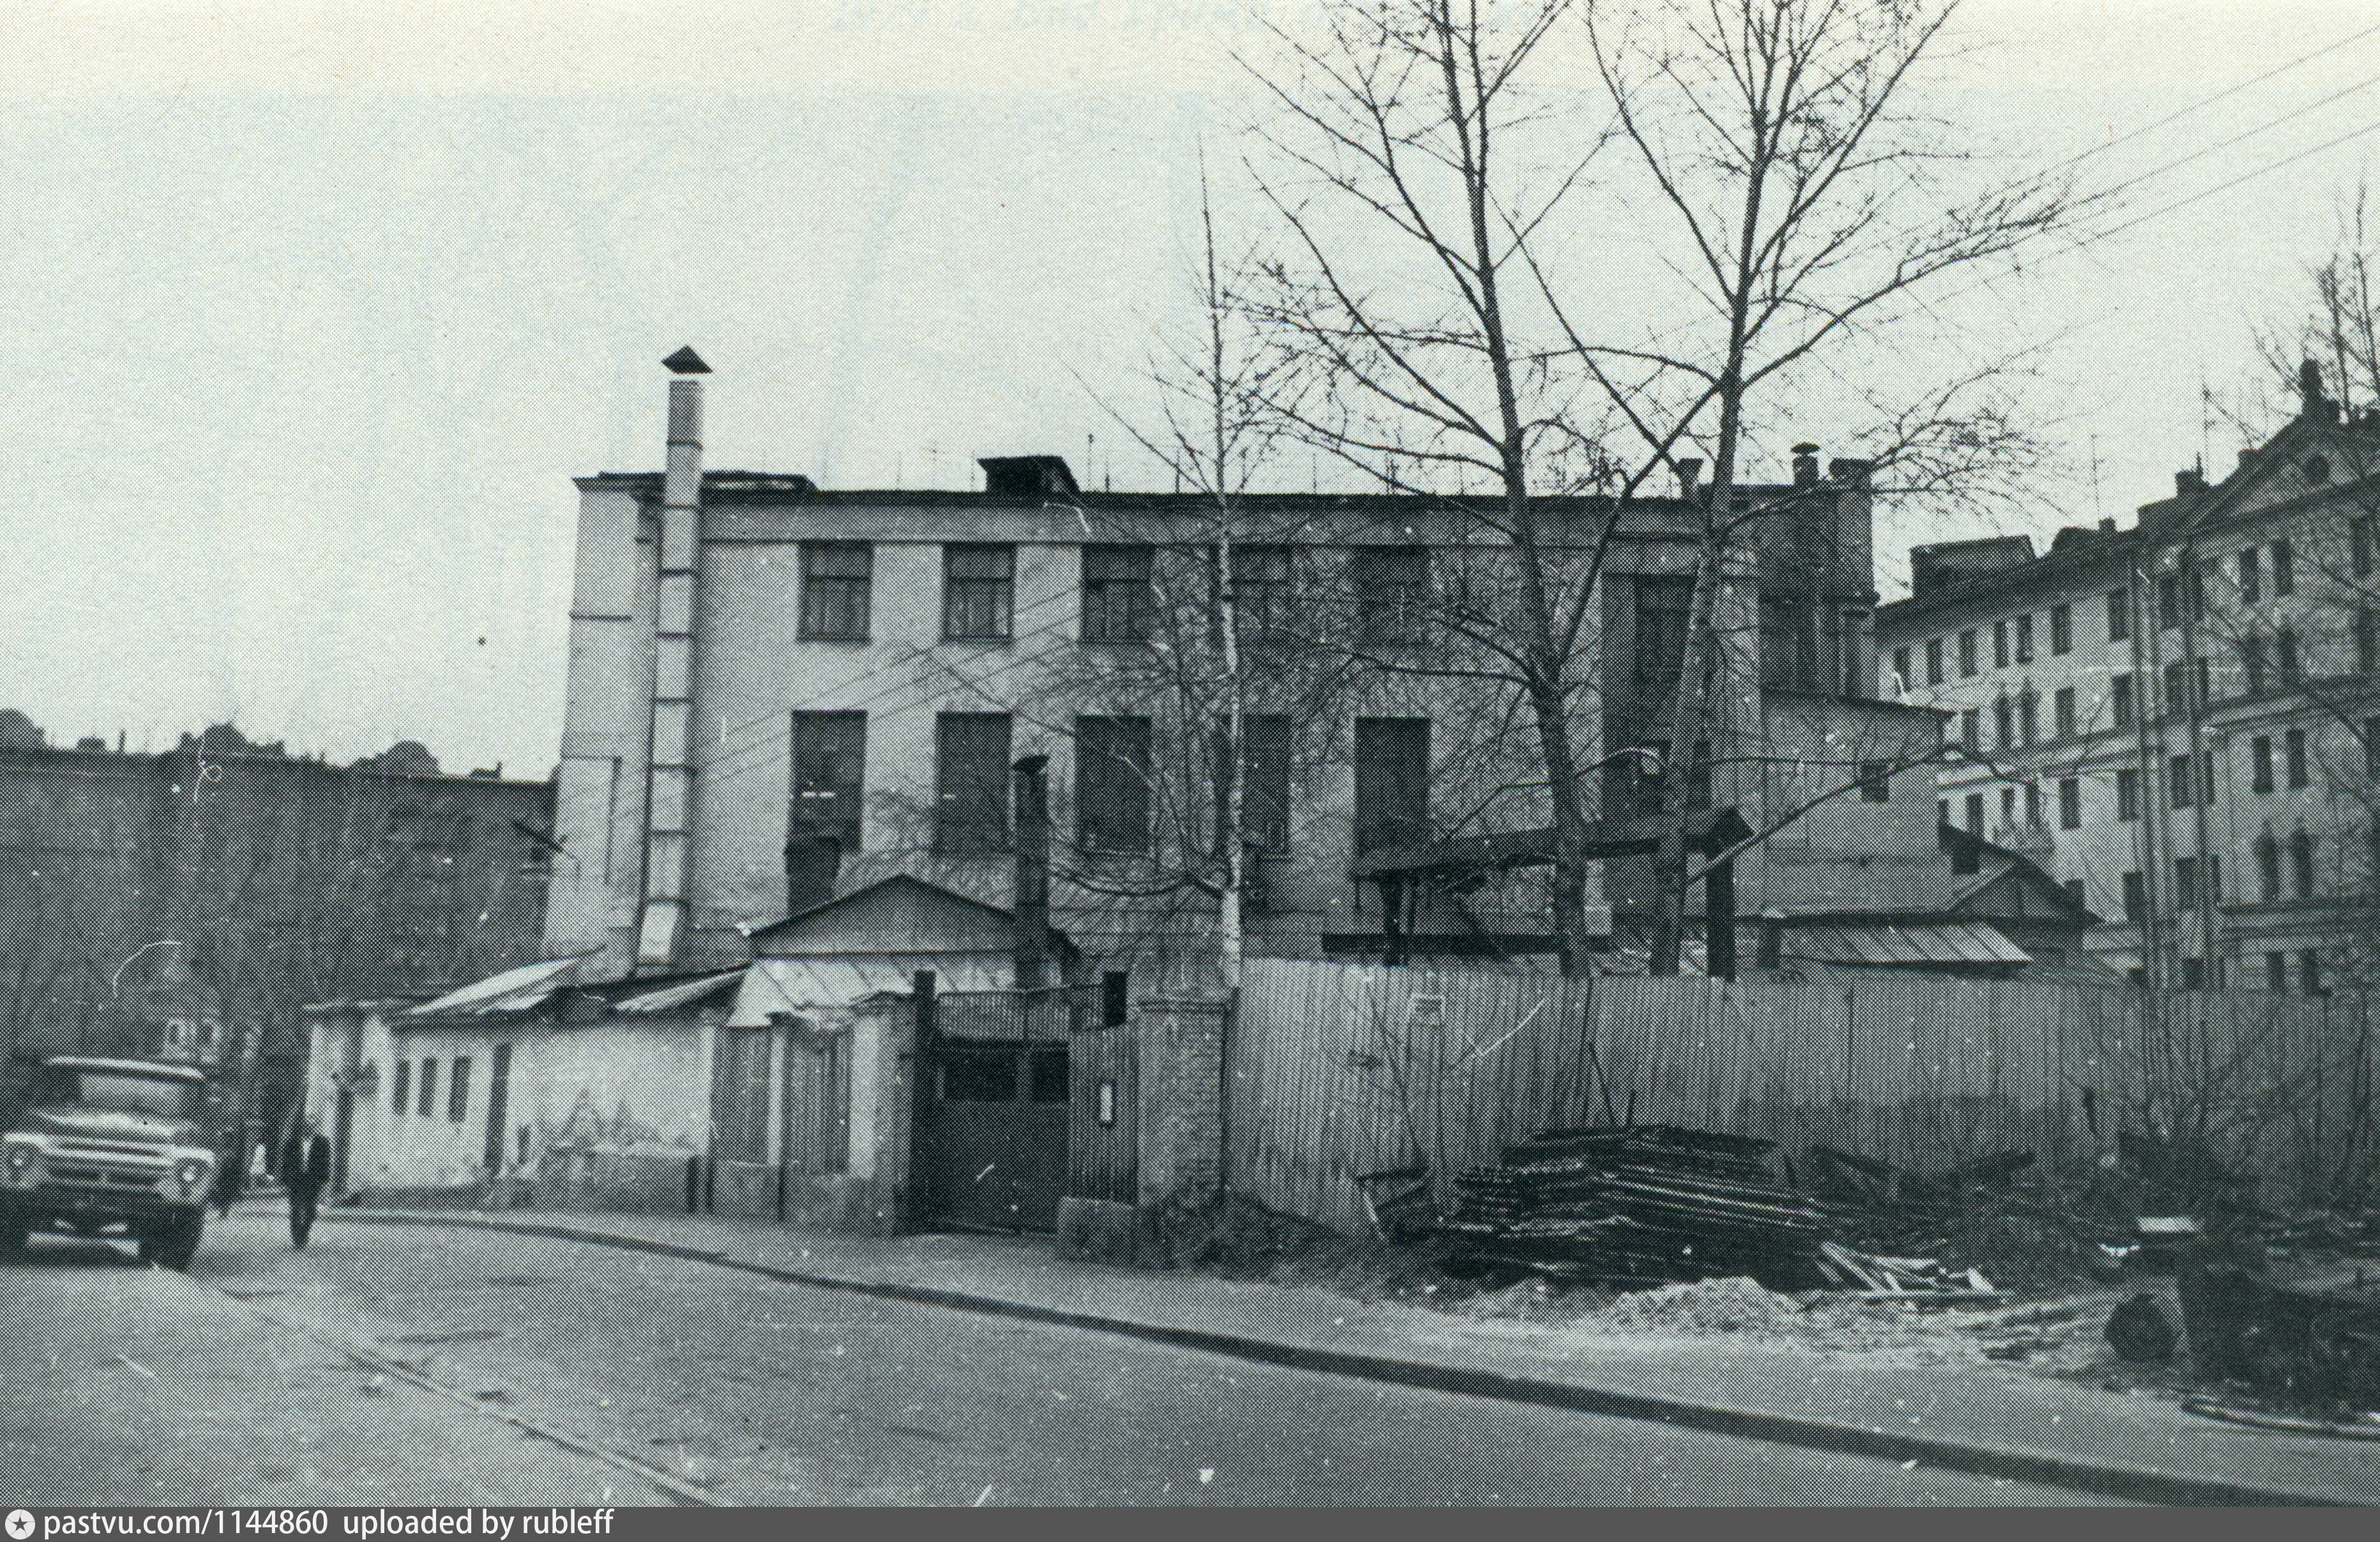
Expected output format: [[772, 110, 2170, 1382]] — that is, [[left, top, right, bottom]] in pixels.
[[6, 1509, 34, 1539]]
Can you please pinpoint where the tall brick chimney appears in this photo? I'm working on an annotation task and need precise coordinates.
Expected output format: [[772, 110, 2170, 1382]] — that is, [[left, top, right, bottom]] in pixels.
[[635, 347, 710, 968]]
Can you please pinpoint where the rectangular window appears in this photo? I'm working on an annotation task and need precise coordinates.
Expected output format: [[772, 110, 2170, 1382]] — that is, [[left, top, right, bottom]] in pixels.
[[2243, 633, 2266, 697], [942, 543, 1016, 640], [2014, 613, 2034, 663], [2181, 956, 2206, 990], [2277, 624, 2299, 681], [2303, 949, 2323, 995], [1995, 697, 2014, 750], [1075, 715, 1152, 854], [2163, 660, 2188, 716], [449, 1055, 471, 1123], [2171, 753, 2194, 809], [2116, 767, 2141, 822], [1353, 716, 1430, 855], [1759, 591, 1817, 689], [788, 711, 866, 869], [2238, 546, 2261, 602], [1632, 577, 1694, 705], [2258, 835, 2281, 899], [392, 1059, 410, 1115], [2354, 516, 2376, 579], [2023, 782, 2042, 828], [2252, 734, 2274, 793], [1081, 544, 1154, 643], [1858, 762, 1891, 802], [2159, 575, 2181, 630], [934, 712, 1011, 853], [1232, 545, 1294, 646], [2112, 672, 2135, 727], [2360, 610, 2379, 676], [2286, 727, 2309, 788], [2268, 951, 2289, 992], [1993, 619, 2010, 669], [2273, 537, 2294, 595], [2054, 686, 2077, 740], [2106, 588, 2130, 642], [418, 1057, 438, 1118], [2001, 787, 2018, 829], [2292, 833, 2316, 898], [1925, 637, 1945, 686], [798, 542, 873, 640], [1960, 708, 1980, 751], [2121, 870, 2145, 921], [1353, 546, 1428, 645], [2018, 691, 2038, 746], [2050, 604, 2072, 655], [2196, 656, 2212, 709], [2203, 748, 2218, 806], [1892, 646, 1912, 692], [2174, 856, 2197, 909], [1957, 629, 1978, 677], [2058, 777, 2081, 829], [1964, 792, 1985, 835], [1229, 714, 1293, 854]]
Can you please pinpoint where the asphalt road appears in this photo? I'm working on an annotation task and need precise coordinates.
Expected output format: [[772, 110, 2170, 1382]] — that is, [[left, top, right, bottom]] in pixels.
[[1, 1206, 2125, 1506]]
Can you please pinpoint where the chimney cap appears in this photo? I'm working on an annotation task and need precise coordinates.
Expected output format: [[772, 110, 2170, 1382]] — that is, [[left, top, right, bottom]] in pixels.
[[663, 346, 712, 375], [1791, 442, 1820, 457]]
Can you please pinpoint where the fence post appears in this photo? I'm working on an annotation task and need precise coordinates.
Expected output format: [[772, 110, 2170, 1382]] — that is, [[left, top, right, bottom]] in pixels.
[[1138, 997, 1230, 1209]]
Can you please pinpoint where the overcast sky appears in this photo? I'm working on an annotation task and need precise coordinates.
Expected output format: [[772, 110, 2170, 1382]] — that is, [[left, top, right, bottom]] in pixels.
[[3, 0, 2377, 775]]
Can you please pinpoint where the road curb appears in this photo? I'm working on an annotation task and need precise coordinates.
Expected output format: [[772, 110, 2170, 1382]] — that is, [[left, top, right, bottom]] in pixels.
[[337, 1209, 2353, 1508]]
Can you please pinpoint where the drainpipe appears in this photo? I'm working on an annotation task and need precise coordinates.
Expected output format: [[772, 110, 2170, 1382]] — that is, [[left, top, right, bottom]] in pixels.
[[636, 347, 710, 969], [1013, 755, 1051, 992]]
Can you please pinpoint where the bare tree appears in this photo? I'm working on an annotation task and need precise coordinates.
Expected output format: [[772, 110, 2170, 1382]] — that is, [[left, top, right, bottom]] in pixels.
[[1576, 0, 2068, 971], [1241, 0, 1666, 974]]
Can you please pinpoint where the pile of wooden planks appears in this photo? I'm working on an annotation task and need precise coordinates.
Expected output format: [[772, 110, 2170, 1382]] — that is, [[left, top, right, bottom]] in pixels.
[[1440, 1126, 1836, 1290]]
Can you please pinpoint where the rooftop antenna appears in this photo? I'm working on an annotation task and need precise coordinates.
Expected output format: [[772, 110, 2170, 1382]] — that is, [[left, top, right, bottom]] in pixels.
[[2088, 434, 2104, 527]]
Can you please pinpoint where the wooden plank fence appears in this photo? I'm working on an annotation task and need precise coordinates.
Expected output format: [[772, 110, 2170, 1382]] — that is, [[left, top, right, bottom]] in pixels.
[[1228, 958, 2380, 1236]]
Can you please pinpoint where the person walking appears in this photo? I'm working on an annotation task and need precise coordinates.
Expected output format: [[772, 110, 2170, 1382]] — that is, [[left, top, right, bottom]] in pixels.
[[279, 1116, 331, 1249], [212, 1127, 245, 1219]]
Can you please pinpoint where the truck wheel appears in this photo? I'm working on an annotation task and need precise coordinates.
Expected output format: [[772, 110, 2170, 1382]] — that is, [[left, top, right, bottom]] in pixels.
[[140, 1213, 203, 1271]]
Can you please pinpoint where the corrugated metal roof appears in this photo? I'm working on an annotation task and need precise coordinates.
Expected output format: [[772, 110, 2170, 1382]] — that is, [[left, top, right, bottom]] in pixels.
[[729, 956, 1011, 1024], [614, 969, 745, 1015], [1782, 921, 2031, 968], [402, 955, 586, 1018]]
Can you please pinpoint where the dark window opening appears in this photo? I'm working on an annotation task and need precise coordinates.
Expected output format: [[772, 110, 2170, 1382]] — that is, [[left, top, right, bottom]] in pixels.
[[1076, 715, 1152, 854], [940, 1051, 1018, 1103], [1353, 546, 1428, 646], [1354, 717, 1431, 854], [935, 713, 1012, 853]]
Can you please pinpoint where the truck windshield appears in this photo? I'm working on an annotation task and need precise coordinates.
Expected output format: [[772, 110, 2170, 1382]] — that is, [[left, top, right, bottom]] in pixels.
[[29, 1068, 203, 1121]]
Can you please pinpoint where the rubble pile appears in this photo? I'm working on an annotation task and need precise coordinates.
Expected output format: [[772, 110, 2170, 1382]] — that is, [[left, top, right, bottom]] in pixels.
[[1439, 1126, 1836, 1290]]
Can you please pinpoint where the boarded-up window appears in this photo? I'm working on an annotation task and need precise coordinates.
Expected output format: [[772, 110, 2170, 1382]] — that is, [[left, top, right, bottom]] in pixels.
[[1352, 546, 1427, 645], [1354, 717, 1429, 854], [935, 713, 1011, 852], [799, 542, 873, 640], [1076, 715, 1152, 854], [1081, 544, 1154, 642], [448, 1055, 471, 1122], [943, 543, 1016, 640]]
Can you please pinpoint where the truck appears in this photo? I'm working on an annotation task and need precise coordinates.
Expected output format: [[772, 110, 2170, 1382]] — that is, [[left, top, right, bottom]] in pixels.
[[1, 1055, 220, 1269]]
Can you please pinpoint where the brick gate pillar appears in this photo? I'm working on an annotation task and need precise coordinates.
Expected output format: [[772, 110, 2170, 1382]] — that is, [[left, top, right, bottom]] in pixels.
[[1136, 997, 1228, 1207]]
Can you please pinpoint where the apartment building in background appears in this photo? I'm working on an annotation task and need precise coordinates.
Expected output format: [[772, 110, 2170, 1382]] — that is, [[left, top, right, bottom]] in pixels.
[[541, 356, 1944, 990], [1879, 361, 2380, 991]]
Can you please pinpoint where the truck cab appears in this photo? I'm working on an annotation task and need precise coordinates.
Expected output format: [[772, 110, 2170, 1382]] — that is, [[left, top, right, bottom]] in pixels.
[[1, 1056, 218, 1269]]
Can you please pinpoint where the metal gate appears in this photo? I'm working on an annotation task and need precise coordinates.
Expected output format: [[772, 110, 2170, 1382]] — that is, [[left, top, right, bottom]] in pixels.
[[917, 988, 1076, 1232]]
